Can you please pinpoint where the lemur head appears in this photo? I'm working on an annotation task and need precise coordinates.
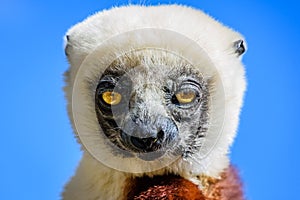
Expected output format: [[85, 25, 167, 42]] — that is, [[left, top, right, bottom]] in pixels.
[[64, 5, 246, 177]]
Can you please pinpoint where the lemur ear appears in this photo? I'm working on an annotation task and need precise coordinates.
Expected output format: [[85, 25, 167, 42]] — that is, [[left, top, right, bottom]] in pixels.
[[64, 35, 71, 57], [234, 40, 246, 56]]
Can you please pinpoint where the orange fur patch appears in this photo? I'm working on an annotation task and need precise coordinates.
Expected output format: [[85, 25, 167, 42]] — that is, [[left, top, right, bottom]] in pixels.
[[124, 166, 244, 200]]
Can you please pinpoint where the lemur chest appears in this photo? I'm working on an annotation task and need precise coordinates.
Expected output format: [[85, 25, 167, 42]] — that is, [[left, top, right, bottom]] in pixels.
[[124, 166, 243, 200]]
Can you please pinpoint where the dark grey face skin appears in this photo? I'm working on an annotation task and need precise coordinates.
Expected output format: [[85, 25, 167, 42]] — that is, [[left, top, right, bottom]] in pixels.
[[94, 54, 210, 160]]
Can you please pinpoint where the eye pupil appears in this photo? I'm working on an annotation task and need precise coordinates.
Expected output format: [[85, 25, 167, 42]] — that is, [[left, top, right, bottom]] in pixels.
[[102, 91, 122, 105]]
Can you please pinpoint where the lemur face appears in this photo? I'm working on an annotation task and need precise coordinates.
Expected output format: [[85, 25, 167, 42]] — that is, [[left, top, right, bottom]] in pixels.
[[94, 50, 210, 161], [67, 25, 246, 174]]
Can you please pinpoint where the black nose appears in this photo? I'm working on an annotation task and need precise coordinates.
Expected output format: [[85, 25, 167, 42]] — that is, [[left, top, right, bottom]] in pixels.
[[120, 117, 178, 153], [130, 130, 165, 152]]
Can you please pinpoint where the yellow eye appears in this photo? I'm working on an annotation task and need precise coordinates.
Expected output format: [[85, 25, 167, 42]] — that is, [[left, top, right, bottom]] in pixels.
[[102, 91, 122, 105], [175, 90, 196, 104]]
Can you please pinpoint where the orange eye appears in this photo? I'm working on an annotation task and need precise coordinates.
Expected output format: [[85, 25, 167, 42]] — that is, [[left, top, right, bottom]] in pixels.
[[175, 90, 196, 104], [102, 91, 122, 105]]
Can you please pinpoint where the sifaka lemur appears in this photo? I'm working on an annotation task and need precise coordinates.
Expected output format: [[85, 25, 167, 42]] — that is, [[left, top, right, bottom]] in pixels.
[[62, 5, 247, 200]]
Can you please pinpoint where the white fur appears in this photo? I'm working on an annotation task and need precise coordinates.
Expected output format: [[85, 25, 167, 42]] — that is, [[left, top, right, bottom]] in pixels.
[[63, 5, 246, 200]]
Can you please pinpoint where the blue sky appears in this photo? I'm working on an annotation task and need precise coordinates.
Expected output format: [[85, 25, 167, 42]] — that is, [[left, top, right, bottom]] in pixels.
[[0, 0, 299, 199]]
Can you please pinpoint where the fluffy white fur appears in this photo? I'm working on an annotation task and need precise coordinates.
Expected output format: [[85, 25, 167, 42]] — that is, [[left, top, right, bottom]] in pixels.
[[62, 5, 246, 200]]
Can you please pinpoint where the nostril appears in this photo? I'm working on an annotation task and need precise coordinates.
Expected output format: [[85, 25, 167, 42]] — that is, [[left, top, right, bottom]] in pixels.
[[157, 129, 164, 139]]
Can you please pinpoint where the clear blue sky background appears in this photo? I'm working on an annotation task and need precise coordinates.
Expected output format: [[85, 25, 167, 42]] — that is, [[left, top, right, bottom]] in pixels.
[[0, 0, 299, 199]]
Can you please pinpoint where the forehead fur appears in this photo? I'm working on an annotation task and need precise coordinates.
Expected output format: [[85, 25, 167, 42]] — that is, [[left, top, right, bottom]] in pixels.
[[65, 5, 245, 74]]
